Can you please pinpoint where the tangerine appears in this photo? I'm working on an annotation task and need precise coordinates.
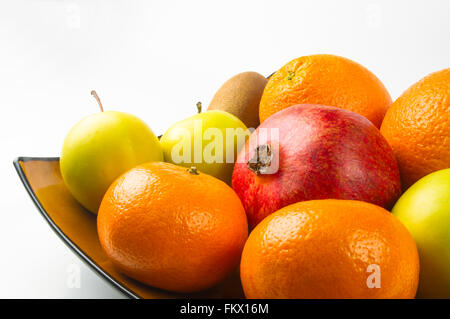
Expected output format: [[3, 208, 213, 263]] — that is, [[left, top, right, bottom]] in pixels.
[[240, 199, 419, 299], [259, 54, 392, 127], [97, 162, 248, 293], [380, 68, 450, 189]]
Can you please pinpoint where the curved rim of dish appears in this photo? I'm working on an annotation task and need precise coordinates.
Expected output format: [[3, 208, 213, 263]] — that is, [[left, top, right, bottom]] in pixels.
[[13, 156, 140, 299]]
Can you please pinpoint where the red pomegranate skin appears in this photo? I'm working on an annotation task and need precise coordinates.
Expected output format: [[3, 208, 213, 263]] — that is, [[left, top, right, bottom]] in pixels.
[[232, 104, 401, 228]]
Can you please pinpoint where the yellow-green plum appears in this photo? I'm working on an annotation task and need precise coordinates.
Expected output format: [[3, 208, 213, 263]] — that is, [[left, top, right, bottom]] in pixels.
[[392, 168, 450, 298], [161, 104, 249, 184], [60, 92, 163, 214]]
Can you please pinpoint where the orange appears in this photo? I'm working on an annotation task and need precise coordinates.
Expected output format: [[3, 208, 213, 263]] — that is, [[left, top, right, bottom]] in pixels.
[[380, 68, 450, 189], [259, 54, 392, 127], [97, 162, 248, 293], [240, 199, 419, 299]]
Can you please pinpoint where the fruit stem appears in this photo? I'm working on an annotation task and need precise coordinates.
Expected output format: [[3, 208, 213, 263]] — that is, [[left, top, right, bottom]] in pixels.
[[196, 102, 202, 114], [286, 71, 295, 80], [187, 167, 199, 175], [91, 90, 104, 112], [247, 144, 273, 175]]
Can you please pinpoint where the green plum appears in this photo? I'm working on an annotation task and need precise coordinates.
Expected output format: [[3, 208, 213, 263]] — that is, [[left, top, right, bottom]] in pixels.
[[160, 103, 249, 184], [60, 91, 163, 214], [392, 168, 450, 298]]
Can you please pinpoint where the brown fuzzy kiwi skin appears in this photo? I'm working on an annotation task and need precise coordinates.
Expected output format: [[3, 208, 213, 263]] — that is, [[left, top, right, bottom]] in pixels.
[[208, 71, 268, 129]]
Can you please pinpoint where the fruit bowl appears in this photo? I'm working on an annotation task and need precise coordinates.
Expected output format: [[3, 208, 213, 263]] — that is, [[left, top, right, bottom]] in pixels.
[[13, 157, 244, 299]]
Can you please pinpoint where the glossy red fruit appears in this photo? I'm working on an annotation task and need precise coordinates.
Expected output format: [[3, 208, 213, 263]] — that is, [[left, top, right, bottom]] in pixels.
[[232, 104, 401, 228]]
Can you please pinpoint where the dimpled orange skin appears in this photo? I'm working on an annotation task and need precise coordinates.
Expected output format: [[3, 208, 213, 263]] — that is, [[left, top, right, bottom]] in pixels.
[[240, 200, 419, 299], [97, 162, 248, 293], [380, 68, 450, 189], [259, 54, 392, 127]]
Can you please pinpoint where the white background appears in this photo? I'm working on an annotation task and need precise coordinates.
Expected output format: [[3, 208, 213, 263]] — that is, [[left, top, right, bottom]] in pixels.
[[0, 0, 449, 298]]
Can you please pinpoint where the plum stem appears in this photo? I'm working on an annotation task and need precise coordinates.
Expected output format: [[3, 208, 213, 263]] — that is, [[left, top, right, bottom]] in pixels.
[[247, 144, 273, 175], [91, 90, 104, 112], [196, 102, 202, 113]]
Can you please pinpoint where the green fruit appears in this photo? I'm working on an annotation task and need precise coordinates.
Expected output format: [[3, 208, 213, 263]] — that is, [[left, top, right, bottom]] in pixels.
[[208, 71, 267, 129], [61, 93, 163, 213], [161, 107, 249, 184], [392, 168, 450, 298]]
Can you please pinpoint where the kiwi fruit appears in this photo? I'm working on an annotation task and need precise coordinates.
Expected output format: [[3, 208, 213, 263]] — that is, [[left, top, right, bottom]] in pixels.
[[208, 71, 267, 129]]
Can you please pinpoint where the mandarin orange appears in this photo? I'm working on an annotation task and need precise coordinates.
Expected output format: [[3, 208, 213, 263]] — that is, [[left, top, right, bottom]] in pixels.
[[259, 54, 392, 127], [97, 162, 248, 293], [240, 200, 419, 299], [380, 68, 450, 189]]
